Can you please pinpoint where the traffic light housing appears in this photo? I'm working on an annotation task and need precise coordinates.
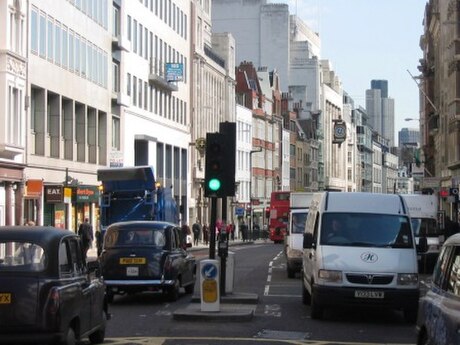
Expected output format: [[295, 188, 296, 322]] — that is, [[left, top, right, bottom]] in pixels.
[[204, 122, 236, 198]]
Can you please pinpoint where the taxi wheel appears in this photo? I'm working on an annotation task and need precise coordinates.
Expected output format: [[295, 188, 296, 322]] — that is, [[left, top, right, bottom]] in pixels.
[[59, 326, 76, 345], [167, 279, 180, 301], [88, 311, 107, 344]]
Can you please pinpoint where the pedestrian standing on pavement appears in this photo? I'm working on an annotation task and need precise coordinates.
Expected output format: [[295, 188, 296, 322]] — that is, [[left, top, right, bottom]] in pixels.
[[95, 229, 103, 257], [181, 223, 191, 248], [192, 220, 201, 246], [78, 218, 93, 260], [240, 221, 248, 242], [202, 223, 209, 245]]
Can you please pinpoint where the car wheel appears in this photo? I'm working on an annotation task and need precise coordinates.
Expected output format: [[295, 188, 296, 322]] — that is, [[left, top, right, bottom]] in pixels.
[[106, 290, 114, 304], [88, 311, 107, 344], [58, 326, 76, 345], [310, 289, 323, 320], [167, 279, 180, 301], [184, 281, 195, 294], [417, 328, 431, 345], [403, 306, 418, 324]]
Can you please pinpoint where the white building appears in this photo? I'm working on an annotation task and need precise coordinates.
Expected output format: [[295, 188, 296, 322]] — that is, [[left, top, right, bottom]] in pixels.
[[119, 0, 192, 225]]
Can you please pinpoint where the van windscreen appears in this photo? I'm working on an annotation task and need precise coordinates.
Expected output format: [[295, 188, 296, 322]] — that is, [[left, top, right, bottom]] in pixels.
[[320, 213, 413, 248]]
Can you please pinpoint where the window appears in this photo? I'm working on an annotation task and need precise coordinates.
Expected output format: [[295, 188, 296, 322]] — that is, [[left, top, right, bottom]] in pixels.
[[127, 15, 132, 41], [39, 13, 46, 57], [127, 73, 131, 96], [62, 26, 68, 68], [447, 246, 460, 296], [133, 76, 137, 106], [7, 86, 22, 146], [55, 22, 61, 65], [47, 18, 54, 61], [31, 9, 38, 53], [112, 62, 120, 93], [112, 116, 120, 150], [112, 6, 120, 37]]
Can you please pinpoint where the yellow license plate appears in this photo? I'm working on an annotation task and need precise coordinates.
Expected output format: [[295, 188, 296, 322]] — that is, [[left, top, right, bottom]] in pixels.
[[119, 257, 146, 265], [0, 293, 11, 304]]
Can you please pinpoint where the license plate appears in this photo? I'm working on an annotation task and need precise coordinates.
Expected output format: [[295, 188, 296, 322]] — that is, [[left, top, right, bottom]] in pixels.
[[0, 293, 11, 304], [126, 267, 139, 276], [354, 290, 384, 299], [119, 257, 146, 265]]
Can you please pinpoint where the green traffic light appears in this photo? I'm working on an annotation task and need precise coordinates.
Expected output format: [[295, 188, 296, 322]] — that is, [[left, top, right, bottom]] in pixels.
[[208, 178, 221, 191]]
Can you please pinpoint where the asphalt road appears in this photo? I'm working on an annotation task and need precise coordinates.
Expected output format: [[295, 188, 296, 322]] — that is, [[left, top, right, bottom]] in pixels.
[[92, 241, 425, 345]]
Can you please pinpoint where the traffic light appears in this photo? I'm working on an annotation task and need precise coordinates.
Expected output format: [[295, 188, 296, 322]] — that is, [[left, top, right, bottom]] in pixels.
[[205, 133, 226, 197], [204, 122, 236, 198]]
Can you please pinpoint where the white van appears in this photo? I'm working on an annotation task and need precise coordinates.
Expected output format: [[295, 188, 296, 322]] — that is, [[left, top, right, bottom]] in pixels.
[[302, 192, 419, 322], [400, 194, 442, 273], [285, 192, 314, 278]]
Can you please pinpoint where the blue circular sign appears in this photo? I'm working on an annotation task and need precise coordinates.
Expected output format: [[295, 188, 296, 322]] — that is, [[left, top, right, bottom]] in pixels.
[[201, 263, 218, 279]]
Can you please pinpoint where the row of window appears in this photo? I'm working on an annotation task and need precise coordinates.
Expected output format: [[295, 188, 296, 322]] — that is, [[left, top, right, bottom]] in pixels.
[[66, 0, 108, 29], [126, 15, 188, 84], [30, 8, 109, 89], [135, 0, 188, 40], [126, 74, 187, 126]]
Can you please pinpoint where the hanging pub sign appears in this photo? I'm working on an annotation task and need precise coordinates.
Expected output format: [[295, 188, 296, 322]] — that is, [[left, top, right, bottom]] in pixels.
[[332, 119, 347, 146]]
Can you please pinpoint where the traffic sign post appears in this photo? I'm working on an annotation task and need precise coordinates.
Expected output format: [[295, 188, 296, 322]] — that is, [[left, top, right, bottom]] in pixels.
[[200, 260, 220, 312]]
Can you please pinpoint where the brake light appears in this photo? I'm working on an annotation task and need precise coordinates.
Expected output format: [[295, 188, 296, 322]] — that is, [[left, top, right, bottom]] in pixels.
[[47, 288, 60, 314]]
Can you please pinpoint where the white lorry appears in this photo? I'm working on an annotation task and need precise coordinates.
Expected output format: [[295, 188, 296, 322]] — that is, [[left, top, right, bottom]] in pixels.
[[285, 192, 314, 278], [400, 194, 442, 273]]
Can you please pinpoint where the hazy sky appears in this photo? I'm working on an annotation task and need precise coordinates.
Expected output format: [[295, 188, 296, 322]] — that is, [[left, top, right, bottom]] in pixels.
[[271, 0, 426, 142]]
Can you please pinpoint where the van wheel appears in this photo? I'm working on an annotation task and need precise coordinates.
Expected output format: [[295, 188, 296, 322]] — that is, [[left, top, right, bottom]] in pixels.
[[287, 265, 295, 279], [301, 281, 311, 305], [310, 290, 323, 319]]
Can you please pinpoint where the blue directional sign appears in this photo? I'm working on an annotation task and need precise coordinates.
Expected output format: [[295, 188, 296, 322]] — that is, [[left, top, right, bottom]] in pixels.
[[201, 263, 218, 279]]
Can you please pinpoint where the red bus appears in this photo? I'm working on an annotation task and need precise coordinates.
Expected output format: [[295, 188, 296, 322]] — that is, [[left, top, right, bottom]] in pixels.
[[268, 191, 290, 243]]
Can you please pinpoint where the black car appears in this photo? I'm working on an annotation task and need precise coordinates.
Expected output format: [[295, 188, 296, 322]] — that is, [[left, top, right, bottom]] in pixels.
[[416, 233, 460, 345], [100, 221, 196, 302], [0, 226, 109, 345]]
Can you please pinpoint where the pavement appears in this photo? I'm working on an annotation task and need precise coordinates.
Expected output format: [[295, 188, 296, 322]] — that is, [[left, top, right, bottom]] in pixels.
[[89, 238, 264, 322]]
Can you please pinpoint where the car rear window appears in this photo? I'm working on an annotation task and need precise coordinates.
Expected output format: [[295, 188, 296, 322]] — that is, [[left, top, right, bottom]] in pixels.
[[0, 241, 46, 271], [104, 227, 166, 248]]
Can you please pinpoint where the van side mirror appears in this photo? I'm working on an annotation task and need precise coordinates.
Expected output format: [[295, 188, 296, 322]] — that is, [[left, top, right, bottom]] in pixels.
[[417, 237, 428, 253], [303, 233, 315, 249]]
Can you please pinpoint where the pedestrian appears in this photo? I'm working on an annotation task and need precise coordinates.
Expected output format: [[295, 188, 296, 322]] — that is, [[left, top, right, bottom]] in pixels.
[[192, 220, 201, 246], [181, 223, 191, 248], [240, 221, 248, 242], [78, 218, 93, 260], [95, 229, 103, 257], [202, 223, 209, 245]]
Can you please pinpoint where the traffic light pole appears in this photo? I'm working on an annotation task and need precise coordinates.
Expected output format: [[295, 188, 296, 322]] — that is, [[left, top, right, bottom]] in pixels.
[[209, 197, 217, 259]]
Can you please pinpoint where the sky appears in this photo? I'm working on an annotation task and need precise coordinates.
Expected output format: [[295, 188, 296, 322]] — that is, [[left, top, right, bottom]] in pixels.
[[271, 0, 427, 143]]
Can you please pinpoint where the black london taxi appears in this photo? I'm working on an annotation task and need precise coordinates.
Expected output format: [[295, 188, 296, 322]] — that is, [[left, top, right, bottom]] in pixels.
[[99, 221, 196, 302], [416, 233, 460, 345], [0, 226, 109, 345]]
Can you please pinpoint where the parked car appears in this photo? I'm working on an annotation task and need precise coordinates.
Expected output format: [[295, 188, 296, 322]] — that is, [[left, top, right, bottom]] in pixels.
[[99, 221, 196, 302], [416, 233, 460, 345], [0, 226, 109, 345]]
